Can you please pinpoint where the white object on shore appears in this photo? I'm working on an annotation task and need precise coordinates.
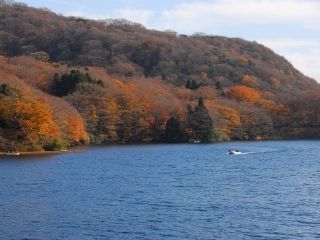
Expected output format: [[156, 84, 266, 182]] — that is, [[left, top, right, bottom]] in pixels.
[[6, 152, 20, 156]]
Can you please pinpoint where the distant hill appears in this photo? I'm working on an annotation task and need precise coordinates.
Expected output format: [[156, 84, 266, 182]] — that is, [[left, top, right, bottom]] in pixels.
[[1, 1, 320, 152], [0, 2, 317, 94]]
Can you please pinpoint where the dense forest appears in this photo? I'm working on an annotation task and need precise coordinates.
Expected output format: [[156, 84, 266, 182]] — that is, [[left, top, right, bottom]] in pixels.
[[0, 1, 320, 152]]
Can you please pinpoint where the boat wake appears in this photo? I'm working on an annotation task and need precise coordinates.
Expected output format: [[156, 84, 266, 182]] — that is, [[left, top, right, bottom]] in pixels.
[[227, 151, 255, 155]]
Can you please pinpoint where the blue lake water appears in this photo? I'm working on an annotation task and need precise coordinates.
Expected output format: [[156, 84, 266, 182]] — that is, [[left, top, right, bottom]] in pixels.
[[1, 141, 320, 239]]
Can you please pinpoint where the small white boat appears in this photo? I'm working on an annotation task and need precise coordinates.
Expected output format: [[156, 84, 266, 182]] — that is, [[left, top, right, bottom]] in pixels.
[[193, 140, 201, 144], [6, 152, 20, 156], [228, 149, 241, 155]]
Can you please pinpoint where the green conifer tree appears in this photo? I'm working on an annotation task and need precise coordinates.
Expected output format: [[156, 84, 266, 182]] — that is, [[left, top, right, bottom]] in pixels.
[[186, 97, 214, 142], [165, 117, 184, 142]]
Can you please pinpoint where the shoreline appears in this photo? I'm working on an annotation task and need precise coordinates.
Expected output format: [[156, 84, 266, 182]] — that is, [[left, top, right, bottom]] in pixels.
[[1, 139, 320, 156], [0, 150, 68, 157]]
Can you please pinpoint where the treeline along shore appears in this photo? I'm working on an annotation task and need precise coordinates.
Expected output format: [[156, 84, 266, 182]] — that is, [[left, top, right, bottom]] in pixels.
[[1, 1, 320, 152]]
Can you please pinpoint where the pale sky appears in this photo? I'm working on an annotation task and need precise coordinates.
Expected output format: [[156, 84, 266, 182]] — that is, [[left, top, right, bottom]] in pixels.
[[22, 0, 320, 82]]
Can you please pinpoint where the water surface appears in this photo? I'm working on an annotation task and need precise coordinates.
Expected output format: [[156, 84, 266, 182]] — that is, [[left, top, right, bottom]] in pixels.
[[1, 141, 320, 239]]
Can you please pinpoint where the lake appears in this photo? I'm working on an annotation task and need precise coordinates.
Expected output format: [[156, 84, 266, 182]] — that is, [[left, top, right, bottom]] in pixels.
[[1, 141, 320, 239]]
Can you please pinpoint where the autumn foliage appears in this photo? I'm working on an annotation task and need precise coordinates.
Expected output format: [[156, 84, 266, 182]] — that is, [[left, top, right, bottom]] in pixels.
[[227, 85, 261, 103], [0, 84, 59, 150], [0, 3, 319, 151], [0, 52, 319, 151]]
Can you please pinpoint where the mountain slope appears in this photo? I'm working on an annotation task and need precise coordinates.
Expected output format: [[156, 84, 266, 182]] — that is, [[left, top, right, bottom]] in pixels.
[[0, 2, 317, 96]]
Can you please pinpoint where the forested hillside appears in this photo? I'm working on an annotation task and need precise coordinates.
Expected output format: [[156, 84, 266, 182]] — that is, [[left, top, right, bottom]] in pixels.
[[0, 1, 320, 152]]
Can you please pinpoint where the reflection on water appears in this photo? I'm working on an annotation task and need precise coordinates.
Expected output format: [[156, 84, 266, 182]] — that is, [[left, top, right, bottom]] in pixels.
[[1, 141, 320, 239]]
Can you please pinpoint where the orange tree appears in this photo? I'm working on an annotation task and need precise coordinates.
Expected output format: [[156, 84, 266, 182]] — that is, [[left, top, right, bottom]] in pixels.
[[0, 84, 60, 150], [227, 85, 261, 103]]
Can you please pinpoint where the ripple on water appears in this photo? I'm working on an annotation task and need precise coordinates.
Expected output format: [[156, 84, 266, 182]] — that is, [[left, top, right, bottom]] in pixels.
[[1, 141, 320, 239]]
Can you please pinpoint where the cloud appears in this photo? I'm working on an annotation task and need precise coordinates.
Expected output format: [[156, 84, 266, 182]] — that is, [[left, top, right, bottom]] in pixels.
[[65, 0, 320, 32], [156, 1, 320, 81], [112, 9, 154, 25], [45, 0, 72, 5], [65, 1, 320, 82], [65, 10, 103, 19], [285, 51, 320, 81], [258, 39, 320, 50], [158, 0, 320, 33], [66, 8, 154, 26], [258, 38, 320, 81]]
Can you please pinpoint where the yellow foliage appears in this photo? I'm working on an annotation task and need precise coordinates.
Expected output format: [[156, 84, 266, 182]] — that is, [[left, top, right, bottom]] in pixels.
[[0, 94, 60, 145], [228, 85, 261, 103], [115, 80, 138, 94], [219, 106, 241, 127], [239, 55, 249, 65], [114, 80, 125, 89], [257, 99, 290, 117], [65, 116, 88, 143]]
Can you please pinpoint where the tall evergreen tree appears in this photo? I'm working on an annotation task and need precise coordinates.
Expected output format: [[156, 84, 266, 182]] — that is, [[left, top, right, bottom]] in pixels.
[[165, 117, 184, 142], [187, 97, 214, 143]]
